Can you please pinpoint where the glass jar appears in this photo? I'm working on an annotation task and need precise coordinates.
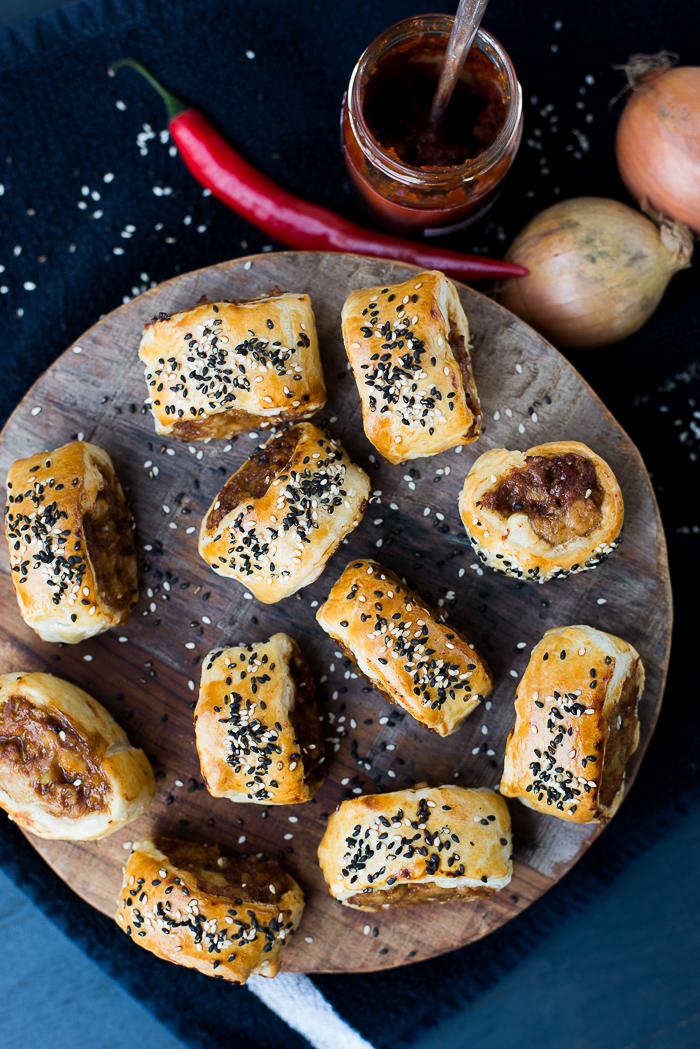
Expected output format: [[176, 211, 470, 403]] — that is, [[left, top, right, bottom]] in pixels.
[[341, 15, 523, 235]]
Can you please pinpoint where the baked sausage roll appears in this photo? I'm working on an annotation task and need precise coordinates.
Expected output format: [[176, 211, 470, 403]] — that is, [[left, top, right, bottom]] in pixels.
[[116, 837, 304, 982], [5, 441, 138, 643], [316, 559, 492, 735], [317, 785, 512, 911], [341, 270, 482, 465], [195, 634, 325, 804], [458, 441, 624, 583], [198, 422, 370, 602], [139, 293, 327, 440], [0, 672, 154, 840], [500, 625, 644, 823]]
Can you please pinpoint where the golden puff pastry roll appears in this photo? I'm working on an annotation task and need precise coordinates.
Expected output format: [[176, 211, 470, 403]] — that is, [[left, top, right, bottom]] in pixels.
[[116, 837, 304, 983], [317, 785, 512, 911], [316, 559, 492, 736], [500, 625, 644, 823], [199, 422, 370, 602], [458, 440, 623, 583], [195, 633, 325, 805], [139, 293, 326, 440], [0, 672, 154, 840], [5, 441, 138, 643], [341, 270, 482, 465]]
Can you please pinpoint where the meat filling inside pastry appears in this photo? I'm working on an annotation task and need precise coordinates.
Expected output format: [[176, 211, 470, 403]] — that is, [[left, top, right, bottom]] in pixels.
[[458, 441, 623, 583], [481, 451, 604, 546], [0, 672, 154, 840]]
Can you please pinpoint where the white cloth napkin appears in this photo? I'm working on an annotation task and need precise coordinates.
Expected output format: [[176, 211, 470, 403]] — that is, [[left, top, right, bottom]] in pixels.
[[248, 972, 376, 1049]]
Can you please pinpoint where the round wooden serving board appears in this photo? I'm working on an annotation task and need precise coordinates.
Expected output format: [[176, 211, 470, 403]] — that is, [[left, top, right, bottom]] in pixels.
[[0, 252, 671, 974]]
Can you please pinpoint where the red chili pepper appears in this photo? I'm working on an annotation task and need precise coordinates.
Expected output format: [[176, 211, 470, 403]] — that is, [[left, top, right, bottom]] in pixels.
[[110, 59, 527, 282]]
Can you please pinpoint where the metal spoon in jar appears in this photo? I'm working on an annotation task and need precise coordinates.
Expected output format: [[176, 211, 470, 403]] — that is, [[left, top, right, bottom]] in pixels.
[[429, 0, 491, 129]]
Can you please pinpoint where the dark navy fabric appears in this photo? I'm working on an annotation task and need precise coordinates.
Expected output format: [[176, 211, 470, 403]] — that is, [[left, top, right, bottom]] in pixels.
[[0, 1, 699, 1047]]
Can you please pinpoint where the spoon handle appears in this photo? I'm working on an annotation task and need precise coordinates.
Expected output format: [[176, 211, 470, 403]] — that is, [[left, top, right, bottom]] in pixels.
[[429, 0, 490, 129]]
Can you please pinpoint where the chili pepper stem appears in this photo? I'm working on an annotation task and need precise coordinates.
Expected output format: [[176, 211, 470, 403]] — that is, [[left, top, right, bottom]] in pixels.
[[109, 58, 190, 122]]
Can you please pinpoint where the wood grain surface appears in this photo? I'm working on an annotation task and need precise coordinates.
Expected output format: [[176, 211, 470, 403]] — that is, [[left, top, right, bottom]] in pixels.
[[0, 251, 671, 974]]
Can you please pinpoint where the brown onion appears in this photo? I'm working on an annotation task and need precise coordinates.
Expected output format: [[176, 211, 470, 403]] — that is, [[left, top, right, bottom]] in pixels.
[[615, 54, 700, 233], [498, 197, 692, 349]]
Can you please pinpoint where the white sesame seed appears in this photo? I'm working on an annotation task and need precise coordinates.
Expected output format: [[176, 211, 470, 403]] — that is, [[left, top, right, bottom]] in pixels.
[[30, 406, 42, 416], [83, 654, 93, 662], [288, 816, 298, 823], [597, 598, 607, 605]]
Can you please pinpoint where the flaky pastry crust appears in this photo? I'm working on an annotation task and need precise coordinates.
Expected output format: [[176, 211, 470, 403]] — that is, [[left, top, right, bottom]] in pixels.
[[198, 423, 370, 602], [195, 633, 325, 804], [316, 559, 492, 736], [5, 441, 138, 643], [500, 625, 644, 823], [317, 785, 512, 910], [139, 293, 326, 439], [342, 270, 482, 464], [116, 837, 304, 982]]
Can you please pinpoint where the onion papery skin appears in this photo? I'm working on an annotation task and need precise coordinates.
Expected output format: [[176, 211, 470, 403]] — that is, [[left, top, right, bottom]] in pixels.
[[498, 198, 690, 349], [616, 66, 700, 234]]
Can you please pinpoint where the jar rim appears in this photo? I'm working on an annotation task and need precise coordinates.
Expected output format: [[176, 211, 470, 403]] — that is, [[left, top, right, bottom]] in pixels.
[[347, 15, 522, 187]]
